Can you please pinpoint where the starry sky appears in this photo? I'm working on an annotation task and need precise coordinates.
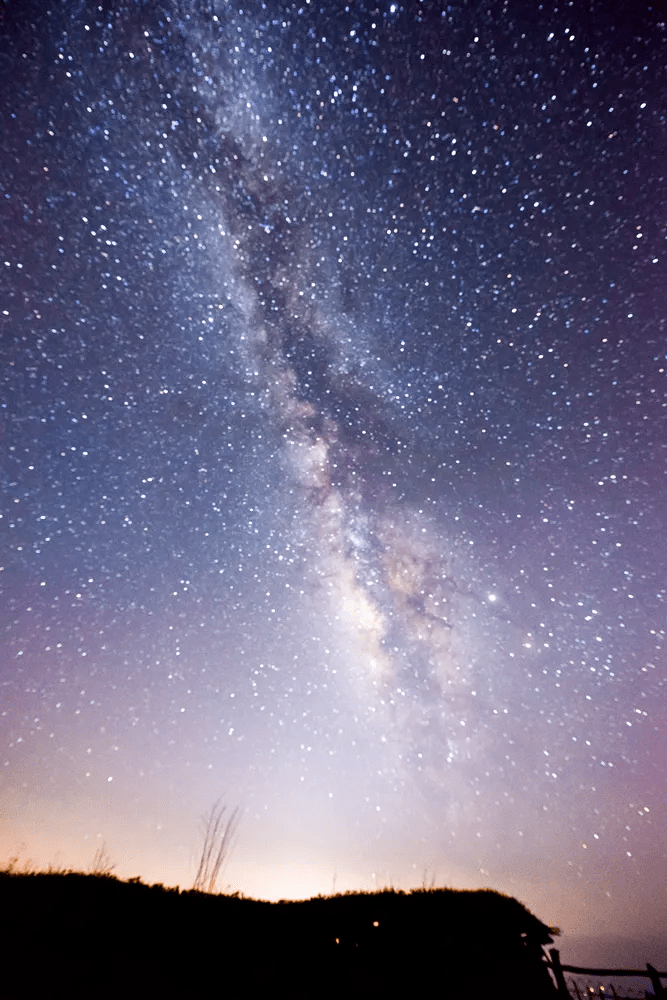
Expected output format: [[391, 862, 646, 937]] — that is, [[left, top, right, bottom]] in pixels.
[[1, 0, 665, 959]]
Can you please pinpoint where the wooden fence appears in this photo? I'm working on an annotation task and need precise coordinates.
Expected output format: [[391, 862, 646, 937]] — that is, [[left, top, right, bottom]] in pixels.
[[549, 948, 667, 998]]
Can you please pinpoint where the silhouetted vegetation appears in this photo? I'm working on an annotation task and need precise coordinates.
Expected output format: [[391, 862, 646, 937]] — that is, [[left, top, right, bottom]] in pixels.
[[0, 868, 558, 998], [89, 842, 116, 877], [192, 798, 240, 893]]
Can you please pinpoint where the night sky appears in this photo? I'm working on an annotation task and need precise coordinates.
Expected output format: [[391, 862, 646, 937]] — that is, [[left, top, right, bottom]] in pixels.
[[1, 0, 666, 959]]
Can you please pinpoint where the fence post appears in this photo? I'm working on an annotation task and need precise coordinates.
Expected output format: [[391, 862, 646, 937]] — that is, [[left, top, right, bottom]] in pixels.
[[549, 948, 571, 998], [647, 963, 665, 997]]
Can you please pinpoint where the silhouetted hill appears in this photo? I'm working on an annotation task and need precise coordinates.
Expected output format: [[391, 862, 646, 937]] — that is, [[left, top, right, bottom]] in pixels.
[[0, 872, 558, 998]]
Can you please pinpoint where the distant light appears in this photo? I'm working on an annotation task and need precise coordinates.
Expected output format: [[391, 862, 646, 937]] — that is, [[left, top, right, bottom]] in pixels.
[[488, 593, 497, 602]]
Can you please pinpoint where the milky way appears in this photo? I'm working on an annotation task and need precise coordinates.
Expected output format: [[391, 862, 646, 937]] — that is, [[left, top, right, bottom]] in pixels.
[[1, 0, 665, 953]]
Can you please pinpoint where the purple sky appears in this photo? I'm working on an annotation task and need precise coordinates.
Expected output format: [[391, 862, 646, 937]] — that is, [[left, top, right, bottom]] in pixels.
[[1, 0, 665, 969]]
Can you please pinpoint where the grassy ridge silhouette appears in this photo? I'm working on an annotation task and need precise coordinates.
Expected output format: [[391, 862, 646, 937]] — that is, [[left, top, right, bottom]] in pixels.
[[1, 865, 559, 998]]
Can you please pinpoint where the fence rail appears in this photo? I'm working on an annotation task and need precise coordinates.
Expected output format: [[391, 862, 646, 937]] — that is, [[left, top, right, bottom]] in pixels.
[[549, 949, 667, 998]]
